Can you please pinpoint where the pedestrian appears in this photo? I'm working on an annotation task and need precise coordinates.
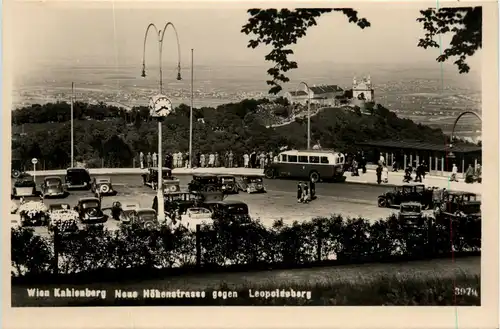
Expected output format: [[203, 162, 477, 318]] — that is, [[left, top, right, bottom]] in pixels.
[[379, 154, 385, 166], [450, 163, 459, 182], [215, 152, 220, 167], [421, 161, 427, 179], [152, 152, 157, 167], [228, 151, 234, 168], [302, 182, 310, 203], [147, 152, 152, 168], [415, 163, 423, 182], [250, 151, 257, 168], [465, 164, 474, 183], [269, 151, 274, 163], [392, 160, 398, 172], [200, 153, 206, 168], [360, 155, 367, 173], [259, 152, 266, 169], [351, 159, 359, 176], [244, 153, 249, 168], [209, 153, 215, 168], [376, 164, 383, 184], [475, 164, 482, 183], [309, 180, 316, 200], [297, 182, 303, 203], [184, 152, 189, 168], [382, 165, 389, 183], [139, 151, 144, 169], [172, 152, 178, 169], [224, 151, 229, 167], [195, 152, 201, 168]]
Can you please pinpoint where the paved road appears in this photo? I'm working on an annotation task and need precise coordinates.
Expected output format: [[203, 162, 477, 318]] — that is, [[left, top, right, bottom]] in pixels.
[[13, 174, 400, 237]]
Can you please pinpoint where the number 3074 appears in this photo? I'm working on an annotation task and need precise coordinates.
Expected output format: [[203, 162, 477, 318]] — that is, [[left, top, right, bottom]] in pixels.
[[455, 287, 479, 297]]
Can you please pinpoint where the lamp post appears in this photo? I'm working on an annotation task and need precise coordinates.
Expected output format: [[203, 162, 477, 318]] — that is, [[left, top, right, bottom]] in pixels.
[[70, 82, 74, 168], [296, 81, 312, 149], [448, 111, 482, 159], [141, 22, 182, 223]]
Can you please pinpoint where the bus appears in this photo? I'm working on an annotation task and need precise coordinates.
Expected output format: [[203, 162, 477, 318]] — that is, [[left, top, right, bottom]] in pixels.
[[264, 149, 346, 183]]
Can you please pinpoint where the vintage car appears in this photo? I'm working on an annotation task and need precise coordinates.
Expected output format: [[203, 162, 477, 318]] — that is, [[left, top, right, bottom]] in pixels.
[[41, 176, 66, 198], [434, 191, 481, 219], [188, 174, 221, 193], [398, 202, 424, 221], [47, 203, 79, 232], [91, 177, 116, 196], [114, 202, 140, 222], [141, 167, 180, 193], [74, 197, 107, 224], [203, 200, 250, 223], [180, 207, 213, 230], [17, 200, 48, 226], [12, 176, 38, 199], [217, 175, 239, 194], [236, 175, 266, 194], [131, 208, 159, 230], [11, 158, 25, 179], [65, 168, 92, 190], [377, 183, 433, 209]]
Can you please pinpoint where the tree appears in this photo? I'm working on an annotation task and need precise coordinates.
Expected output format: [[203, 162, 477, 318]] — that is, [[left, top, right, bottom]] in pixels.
[[242, 7, 482, 94]]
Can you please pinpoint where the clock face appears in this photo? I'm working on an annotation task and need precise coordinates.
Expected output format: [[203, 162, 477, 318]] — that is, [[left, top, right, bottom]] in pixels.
[[149, 95, 172, 117]]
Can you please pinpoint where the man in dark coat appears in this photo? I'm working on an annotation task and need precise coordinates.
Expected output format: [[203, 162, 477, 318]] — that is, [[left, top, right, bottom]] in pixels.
[[376, 164, 383, 184], [297, 182, 303, 203]]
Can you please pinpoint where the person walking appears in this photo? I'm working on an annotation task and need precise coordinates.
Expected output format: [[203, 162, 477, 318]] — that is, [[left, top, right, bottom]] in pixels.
[[228, 151, 234, 168], [214, 152, 220, 167], [147, 152, 152, 168], [243, 153, 249, 168], [376, 164, 383, 184], [450, 163, 459, 182], [184, 152, 189, 168], [302, 182, 310, 203], [415, 163, 423, 182], [250, 151, 257, 168], [139, 151, 145, 169], [309, 180, 316, 200], [475, 164, 482, 183], [465, 164, 475, 183], [269, 151, 274, 163], [382, 165, 389, 183], [172, 152, 178, 169], [297, 182, 303, 203], [224, 151, 229, 168], [200, 153, 206, 168], [209, 153, 216, 167], [351, 159, 359, 176], [195, 152, 201, 168], [152, 152, 157, 167], [259, 152, 266, 169]]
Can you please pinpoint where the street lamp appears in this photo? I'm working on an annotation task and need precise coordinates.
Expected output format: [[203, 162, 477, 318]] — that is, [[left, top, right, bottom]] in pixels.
[[296, 81, 312, 150], [142, 22, 182, 223]]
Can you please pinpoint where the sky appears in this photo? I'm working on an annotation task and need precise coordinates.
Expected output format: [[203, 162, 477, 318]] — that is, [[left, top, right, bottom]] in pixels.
[[7, 1, 483, 77]]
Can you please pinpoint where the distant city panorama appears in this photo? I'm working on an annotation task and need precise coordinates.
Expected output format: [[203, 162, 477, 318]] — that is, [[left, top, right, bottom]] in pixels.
[[13, 62, 482, 140]]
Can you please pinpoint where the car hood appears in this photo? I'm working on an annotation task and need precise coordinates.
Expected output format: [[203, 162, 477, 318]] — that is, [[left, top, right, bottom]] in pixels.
[[83, 207, 103, 216]]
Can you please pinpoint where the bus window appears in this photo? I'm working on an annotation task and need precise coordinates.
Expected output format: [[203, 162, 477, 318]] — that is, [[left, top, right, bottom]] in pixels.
[[288, 155, 298, 162], [280, 154, 287, 162], [298, 156, 308, 163], [320, 156, 329, 164], [309, 156, 320, 164]]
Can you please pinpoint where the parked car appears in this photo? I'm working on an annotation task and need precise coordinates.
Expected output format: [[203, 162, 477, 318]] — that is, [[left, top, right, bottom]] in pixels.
[[74, 197, 107, 224], [65, 168, 92, 190], [237, 175, 266, 193], [434, 191, 481, 219], [377, 183, 433, 209], [119, 202, 140, 223], [180, 207, 213, 230], [188, 174, 221, 193], [398, 202, 424, 221], [11, 158, 24, 179], [217, 175, 239, 194], [47, 204, 79, 232], [12, 176, 38, 199], [91, 177, 116, 196], [132, 208, 159, 230], [41, 176, 66, 198], [203, 200, 251, 223]]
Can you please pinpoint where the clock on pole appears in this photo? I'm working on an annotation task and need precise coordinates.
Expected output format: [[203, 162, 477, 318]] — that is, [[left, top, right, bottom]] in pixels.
[[149, 94, 173, 118]]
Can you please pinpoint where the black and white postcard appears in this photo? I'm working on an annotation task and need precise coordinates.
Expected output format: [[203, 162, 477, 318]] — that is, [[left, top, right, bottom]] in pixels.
[[2, 0, 498, 328]]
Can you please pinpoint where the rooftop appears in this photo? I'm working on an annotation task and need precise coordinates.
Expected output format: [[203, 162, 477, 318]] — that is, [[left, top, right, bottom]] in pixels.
[[357, 139, 481, 153], [310, 85, 343, 94]]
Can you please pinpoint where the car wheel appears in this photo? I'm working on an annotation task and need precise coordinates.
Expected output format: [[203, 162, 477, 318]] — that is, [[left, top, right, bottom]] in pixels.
[[309, 171, 320, 183], [377, 197, 387, 207], [12, 170, 21, 179], [264, 168, 275, 179]]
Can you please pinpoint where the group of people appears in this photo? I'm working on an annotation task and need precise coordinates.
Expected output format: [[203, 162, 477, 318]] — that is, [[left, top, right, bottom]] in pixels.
[[451, 163, 482, 183], [296, 180, 316, 203], [138, 150, 278, 169]]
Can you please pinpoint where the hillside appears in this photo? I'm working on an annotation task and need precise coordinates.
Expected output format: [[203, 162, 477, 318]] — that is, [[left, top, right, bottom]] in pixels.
[[11, 99, 451, 170]]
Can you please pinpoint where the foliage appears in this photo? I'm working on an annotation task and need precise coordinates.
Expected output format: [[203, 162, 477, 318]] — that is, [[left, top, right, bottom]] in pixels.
[[11, 100, 448, 170], [417, 7, 482, 74], [242, 7, 481, 94], [11, 213, 480, 278]]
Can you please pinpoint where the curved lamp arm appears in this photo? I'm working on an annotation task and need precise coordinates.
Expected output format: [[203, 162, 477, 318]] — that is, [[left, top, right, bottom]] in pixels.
[[142, 23, 160, 77], [450, 111, 482, 144], [159, 22, 182, 81]]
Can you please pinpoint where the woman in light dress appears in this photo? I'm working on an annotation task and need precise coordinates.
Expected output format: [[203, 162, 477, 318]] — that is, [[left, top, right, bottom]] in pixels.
[[382, 165, 389, 183]]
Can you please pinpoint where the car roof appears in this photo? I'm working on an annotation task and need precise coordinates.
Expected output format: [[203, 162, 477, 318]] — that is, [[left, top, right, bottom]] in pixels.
[[45, 176, 62, 180], [401, 202, 422, 206], [205, 200, 247, 206], [79, 197, 100, 202], [447, 191, 476, 196], [137, 208, 156, 213], [122, 203, 140, 209], [96, 177, 111, 181], [188, 207, 210, 211], [67, 167, 89, 172]]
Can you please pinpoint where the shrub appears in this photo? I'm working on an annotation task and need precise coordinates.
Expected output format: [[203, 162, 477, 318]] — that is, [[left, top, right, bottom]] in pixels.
[[11, 214, 481, 278]]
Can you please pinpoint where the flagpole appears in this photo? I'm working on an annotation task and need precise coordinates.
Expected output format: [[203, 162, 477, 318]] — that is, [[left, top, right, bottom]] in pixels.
[[189, 48, 194, 168], [71, 82, 74, 168]]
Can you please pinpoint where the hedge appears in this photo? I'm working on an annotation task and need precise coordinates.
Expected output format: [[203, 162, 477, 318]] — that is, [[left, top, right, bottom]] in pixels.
[[11, 213, 481, 280]]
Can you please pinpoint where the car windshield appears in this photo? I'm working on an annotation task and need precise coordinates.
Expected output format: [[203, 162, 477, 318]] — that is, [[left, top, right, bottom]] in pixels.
[[122, 210, 136, 218], [247, 177, 262, 183], [402, 205, 421, 212], [189, 208, 208, 214], [225, 205, 248, 214], [45, 178, 61, 186], [14, 179, 35, 188], [82, 201, 99, 208]]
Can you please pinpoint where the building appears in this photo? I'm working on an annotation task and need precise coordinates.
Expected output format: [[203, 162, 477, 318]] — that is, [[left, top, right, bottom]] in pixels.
[[352, 76, 374, 102], [356, 139, 482, 175], [285, 84, 344, 106]]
